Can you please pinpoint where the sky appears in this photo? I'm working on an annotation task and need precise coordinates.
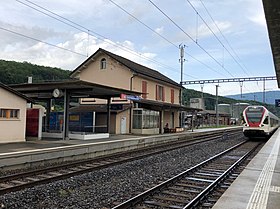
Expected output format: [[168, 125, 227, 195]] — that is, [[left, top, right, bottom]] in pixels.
[[0, 0, 278, 99]]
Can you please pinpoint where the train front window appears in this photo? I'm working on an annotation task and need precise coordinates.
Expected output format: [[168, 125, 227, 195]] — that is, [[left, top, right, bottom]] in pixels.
[[245, 112, 264, 123], [245, 107, 264, 123]]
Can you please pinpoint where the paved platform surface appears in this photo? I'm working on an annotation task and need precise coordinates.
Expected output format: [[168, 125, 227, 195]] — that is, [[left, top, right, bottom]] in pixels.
[[0, 134, 141, 154], [213, 129, 280, 209], [0, 126, 236, 154]]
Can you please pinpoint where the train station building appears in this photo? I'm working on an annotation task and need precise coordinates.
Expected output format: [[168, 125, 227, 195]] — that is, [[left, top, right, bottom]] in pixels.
[[10, 48, 199, 141], [69, 48, 198, 135]]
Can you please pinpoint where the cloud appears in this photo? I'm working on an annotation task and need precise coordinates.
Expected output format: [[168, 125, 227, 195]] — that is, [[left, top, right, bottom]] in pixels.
[[0, 0, 277, 94], [248, 14, 266, 27], [155, 26, 164, 35], [0, 21, 64, 49], [196, 21, 232, 40], [0, 23, 158, 72]]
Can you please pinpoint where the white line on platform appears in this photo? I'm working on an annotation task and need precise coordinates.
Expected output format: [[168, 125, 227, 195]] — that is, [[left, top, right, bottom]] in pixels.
[[246, 131, 280, 209]]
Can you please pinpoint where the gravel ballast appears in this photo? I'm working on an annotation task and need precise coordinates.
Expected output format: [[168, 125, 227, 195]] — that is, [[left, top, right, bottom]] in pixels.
[[0, 134, 245, 209]]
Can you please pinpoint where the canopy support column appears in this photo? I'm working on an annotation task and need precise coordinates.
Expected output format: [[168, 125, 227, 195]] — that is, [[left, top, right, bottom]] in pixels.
[[106, 97, 111, 134], [63, 89, 70, 140]]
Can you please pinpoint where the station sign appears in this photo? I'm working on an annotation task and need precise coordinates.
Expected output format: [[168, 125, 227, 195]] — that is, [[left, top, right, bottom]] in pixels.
[[126, 95, 141, 101], [275, 99, 280, 107]]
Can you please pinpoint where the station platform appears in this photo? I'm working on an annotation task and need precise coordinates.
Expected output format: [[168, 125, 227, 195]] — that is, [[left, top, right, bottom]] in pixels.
[[213, 128, 280, 209], [0, 126, 239, 170], [0, 126, 237, 154]]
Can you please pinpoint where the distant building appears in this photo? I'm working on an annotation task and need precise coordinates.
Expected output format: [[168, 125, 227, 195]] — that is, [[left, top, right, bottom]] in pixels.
[[198, 110, 231, 126], [232, 103, 250, 121], [0, 82, 32, 143], [218, 104, 231, 115]]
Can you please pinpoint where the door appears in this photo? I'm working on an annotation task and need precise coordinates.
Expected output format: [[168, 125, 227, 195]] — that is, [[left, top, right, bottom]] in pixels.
[[26, 109, 39, 137], [171, 112, 175, 128], [120, 116, 126, 134]]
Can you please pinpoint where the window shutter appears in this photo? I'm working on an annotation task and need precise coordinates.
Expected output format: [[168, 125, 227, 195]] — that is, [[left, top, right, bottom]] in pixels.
[[156, 85, 158, 100], [142, 81, 147, 99], [162, 87, 165, 101], [171, 89, 174, 104]]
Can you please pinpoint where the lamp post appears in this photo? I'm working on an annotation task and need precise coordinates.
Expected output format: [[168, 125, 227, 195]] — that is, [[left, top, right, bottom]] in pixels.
[[216, 85, 219, 127]]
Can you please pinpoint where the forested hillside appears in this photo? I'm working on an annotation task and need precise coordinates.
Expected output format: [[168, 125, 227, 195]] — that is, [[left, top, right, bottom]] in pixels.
[[0, 60, 70, 84], [1, 59, 279, 117]]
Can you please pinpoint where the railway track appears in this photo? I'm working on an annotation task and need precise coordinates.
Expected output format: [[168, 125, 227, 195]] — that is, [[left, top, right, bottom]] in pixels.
[[0, 129, 242, 195], [112, 140, 262, 209]]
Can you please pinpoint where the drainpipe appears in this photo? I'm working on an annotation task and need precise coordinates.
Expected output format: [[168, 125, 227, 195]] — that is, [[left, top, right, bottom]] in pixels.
[[129, 73, 137, 133]]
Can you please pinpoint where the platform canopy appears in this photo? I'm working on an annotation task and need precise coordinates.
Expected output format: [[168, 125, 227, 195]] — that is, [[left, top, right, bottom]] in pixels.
[[10, 79, 141, 140], [10, 79, 141, 99], [130, 98, 201, 112], [263, 0, 280, 87]]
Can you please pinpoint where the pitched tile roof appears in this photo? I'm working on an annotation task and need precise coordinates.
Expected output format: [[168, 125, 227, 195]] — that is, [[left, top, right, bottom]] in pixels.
[[71, 48, 182, 88], [0, 82, 33, 102]]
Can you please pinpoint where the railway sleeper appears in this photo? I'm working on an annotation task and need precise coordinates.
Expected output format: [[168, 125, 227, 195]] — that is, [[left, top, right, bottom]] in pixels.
[[192, 174, 219, 180], [201, 202, 214, 208], [199, 168, 224, 175], [135, 206, 154, 209], [48, 172, 63, 177], [67, 167, 83, 172], [203, 165, 229, 170], [37, 174, 51, 179], [10, 180, 26, 185], [25, 177, 40, 182], [175, 183, 205, 190], [168, 186, 201, 194], [185, 177, 214, 183], [194, 172, 222, 177], [59, 169, 75, 174], [162, 190, 193, 198], [180, 179, 207, 187], [0, 183, 13, 189], [219, 184, 230, 189], [78, 165, 93, 170], [143, 200, 182, 209], [153, 195, 189, 204]]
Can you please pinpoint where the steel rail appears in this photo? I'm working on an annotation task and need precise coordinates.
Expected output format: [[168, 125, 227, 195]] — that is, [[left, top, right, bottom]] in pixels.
[[0, 131, 225, 181], [0, 129, 242, 195], [183, 141, 260, 208], [112, 140, 253, 209]]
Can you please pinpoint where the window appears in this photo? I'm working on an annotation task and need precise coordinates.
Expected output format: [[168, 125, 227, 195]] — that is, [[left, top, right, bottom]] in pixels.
[[133, 110, 142, 129], [133, 109, 159, 129], [100, 58, 106, 69], [142, 81, 148, 99], [171, 89, 174, 104], [0, 109, 19, 119], [156, 85, 165, 101]]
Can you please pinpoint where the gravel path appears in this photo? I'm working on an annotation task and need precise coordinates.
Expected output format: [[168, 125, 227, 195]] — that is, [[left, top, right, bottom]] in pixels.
[[0, 134, 245, 209]]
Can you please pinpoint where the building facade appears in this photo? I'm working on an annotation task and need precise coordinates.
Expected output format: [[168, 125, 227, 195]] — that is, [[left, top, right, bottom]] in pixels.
[[0, 83, 32, 143], [70, 48, 185, 134]]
